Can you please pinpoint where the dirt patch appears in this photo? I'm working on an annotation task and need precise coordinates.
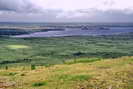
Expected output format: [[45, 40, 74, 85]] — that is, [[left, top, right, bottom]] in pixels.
[[0, 79, 15, 89]]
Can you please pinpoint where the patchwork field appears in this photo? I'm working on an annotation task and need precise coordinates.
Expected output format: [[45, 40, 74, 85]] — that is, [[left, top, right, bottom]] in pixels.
[[0, 33, 133, 66]]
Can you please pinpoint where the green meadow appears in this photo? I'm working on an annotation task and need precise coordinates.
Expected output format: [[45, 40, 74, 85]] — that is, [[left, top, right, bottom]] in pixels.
[[0, 33, 133, 66]]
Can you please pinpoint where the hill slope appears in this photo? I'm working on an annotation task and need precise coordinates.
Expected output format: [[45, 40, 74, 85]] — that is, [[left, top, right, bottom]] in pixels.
[[0, 57, 133, 89]]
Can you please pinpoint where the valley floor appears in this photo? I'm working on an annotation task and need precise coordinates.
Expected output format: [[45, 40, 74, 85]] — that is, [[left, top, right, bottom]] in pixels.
[[1, 33, 133, 66]]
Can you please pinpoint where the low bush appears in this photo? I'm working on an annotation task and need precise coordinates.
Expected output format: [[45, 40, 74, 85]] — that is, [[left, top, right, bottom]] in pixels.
[[32, 81, 47, 87]]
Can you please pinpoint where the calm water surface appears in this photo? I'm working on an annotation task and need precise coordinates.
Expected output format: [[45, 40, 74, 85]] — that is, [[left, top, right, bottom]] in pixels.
[[13, 27, 133, 38]]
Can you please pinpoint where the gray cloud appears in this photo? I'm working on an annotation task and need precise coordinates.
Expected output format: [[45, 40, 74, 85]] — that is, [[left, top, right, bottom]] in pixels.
[[1, 9, 133, 22], [0, 0, 133, 22], [55, 9, 133, 22], [0, 0, 40, 12]]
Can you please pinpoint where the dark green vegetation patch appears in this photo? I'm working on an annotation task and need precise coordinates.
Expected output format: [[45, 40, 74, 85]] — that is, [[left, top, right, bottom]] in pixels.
[[32, 81, 47, 87]]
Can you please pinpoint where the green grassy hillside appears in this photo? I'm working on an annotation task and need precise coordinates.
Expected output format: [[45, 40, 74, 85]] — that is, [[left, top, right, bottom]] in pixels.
[[0, 57, 133, 89]]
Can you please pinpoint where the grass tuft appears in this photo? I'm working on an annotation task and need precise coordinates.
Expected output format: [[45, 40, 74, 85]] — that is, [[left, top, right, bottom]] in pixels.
[[32, 81, 47, 87]]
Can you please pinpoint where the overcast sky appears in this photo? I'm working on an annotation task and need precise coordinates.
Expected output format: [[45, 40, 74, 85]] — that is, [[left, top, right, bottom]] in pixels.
[[0, 0, 133, 22]]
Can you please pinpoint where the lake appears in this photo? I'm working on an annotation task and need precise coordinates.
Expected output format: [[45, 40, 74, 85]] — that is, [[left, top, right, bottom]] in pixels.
[[0, 23, 133, 38], [13, 26, 133, 38]]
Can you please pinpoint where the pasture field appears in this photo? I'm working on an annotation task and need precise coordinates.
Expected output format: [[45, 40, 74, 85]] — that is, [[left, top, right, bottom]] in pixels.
[[0, 33, 133, 66]]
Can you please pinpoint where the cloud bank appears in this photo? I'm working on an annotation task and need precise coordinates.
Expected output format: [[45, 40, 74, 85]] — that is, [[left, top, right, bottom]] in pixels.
[[0, 0, 133, 22]]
